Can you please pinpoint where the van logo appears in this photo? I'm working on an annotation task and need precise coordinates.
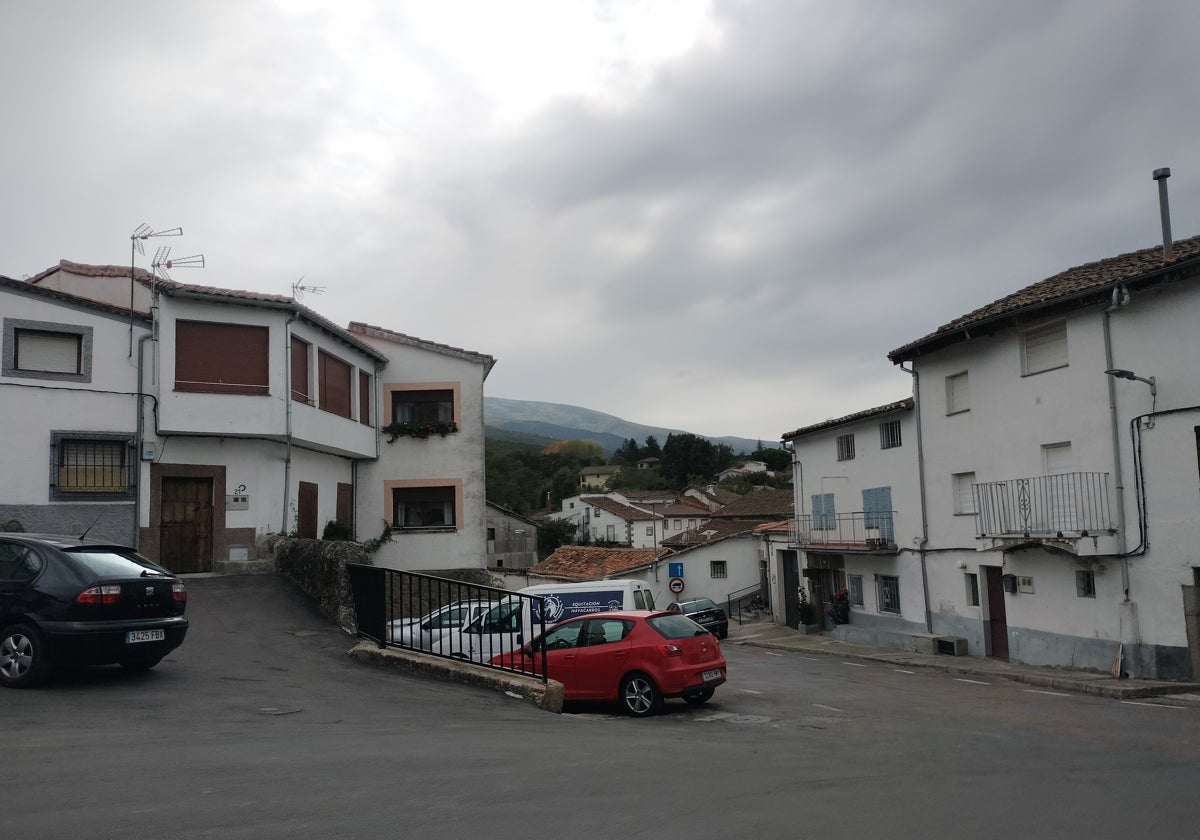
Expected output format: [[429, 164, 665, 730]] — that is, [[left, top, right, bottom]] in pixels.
[[542, 595, 565, 623]]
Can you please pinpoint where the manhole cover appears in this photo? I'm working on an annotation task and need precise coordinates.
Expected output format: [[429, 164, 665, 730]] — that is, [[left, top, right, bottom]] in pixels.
[[726, 714, 770, 724]]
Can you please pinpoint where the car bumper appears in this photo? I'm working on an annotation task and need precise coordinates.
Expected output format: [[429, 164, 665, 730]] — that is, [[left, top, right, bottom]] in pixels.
[[660, 664, 727, 698], [40, 616, 189, 666]]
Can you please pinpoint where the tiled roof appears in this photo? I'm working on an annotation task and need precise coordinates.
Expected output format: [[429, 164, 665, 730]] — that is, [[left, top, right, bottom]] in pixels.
[[0, 274, 152, 321], [580, 496, 657, 521], [889, 234, 1200, 362], [349, 322, 495, 375], [530, 546, 670, 580], [705, 488, 793, 518], [783, 398, 913, 440], [662, 518, 761, 547], [35, 261, 389, 362], [755, 520, 793, 534]]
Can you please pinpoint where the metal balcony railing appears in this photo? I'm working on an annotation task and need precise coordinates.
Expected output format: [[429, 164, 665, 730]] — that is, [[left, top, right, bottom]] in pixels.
[[791, 511, 896, 551], [972, 472, 1114, 539]]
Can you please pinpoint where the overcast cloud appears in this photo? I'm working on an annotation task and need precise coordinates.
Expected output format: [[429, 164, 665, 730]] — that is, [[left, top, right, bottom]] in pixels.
[[3, 0, 1198, 442]]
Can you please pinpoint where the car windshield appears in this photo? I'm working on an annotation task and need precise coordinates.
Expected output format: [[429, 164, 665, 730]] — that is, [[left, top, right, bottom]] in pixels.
[[64, 548, 170, 578], [682, 599, 717, 613], [647, 613, 710, 639]]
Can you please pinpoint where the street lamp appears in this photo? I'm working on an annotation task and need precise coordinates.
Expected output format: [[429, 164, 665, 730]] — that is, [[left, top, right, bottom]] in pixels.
[[1106, 368, 1157, 427]]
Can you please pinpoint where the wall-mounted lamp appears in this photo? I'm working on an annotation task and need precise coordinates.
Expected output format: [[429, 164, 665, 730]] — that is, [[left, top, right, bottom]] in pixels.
[[1106, 368, 1157, 427]]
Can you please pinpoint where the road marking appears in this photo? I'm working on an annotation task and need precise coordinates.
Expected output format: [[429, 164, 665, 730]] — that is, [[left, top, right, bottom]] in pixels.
[[763, 651, 784, 657], [1025, 689, 1070, 697], [740, 688, 763, 694], [954, 678, 991, 685], [798, 656, 821, 661], [894, 669, 915, 674], [1121, 701, 1185, 709], [841, 662, 868, 668], [812, 703, 845, 713]]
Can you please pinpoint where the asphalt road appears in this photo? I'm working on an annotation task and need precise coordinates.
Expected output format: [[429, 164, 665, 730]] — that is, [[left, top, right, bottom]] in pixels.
[[4, 575, 1199, 840]]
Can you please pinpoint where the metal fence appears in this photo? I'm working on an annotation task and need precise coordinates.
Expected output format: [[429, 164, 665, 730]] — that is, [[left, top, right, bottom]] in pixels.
[[726, 583, 766, 626], [791, 511, 896, 550], [345, 564, 546, 681], [973, 472, 1114, 538]]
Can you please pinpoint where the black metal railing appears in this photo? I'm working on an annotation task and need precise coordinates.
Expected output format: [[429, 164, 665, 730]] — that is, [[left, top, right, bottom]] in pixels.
[[345, 565, 546, 681], [972, 472, 1114, 539], [726, 583, 767, 626], [791, 511, 896, 550]]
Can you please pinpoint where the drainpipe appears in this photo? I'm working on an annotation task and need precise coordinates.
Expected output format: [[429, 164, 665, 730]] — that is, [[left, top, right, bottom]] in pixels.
[[900, 362, 933, 633], [282, 310, 300, 533], [134, 332, 155, 550], [1103, 285, 1132, 600]]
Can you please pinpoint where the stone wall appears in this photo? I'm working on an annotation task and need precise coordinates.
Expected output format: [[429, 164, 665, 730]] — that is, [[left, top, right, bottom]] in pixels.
[[272, 536, 372, 633]]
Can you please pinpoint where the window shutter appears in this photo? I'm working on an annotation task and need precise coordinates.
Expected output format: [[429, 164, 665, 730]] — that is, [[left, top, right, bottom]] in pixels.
[[1024, 322, 1067, 374], [17, 331, 79, 373]]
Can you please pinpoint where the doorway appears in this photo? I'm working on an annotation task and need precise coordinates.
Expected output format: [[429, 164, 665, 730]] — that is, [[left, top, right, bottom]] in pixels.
[[984, 565, 1010, 660], [159, 477, 214, 573]]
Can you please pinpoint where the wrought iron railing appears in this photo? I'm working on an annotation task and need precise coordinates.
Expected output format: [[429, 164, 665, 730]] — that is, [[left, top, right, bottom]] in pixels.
[[791, 511, 896, 550], [972, 472, 1114, 538], [345, 565, 546, 680]]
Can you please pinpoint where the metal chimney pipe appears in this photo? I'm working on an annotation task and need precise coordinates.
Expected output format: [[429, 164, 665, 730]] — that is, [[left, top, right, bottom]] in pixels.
[[1153, 167, 1172, 258]]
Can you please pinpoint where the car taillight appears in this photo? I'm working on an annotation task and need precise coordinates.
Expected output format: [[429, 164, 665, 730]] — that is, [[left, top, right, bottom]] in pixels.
[[657, 644, 683, 657], [77, 584, 122, 606], [172, 582, 187, 603]]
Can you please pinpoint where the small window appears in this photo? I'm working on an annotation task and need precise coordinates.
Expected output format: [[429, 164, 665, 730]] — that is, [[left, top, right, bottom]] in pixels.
[[290, 336, 310, 402], [965, 572, 980, 606], [358, 370, 372, 425], [953, 472, 977, 515], [1023, 320, 1068, 375], [848, 574, 864, 606], [4, 319, 92, 383], [391, 389, 455, 427], [645, 526, 653, 536], [392, 486, 456, 529], [710, 560, 728, 579], [836, 433, 855, 461], [946, 372, 969, 414], [318, 350, 353, 418], [1076, 569, 1096, 598], [51, 433, 134, 499], [876, 575, 900, 614], [687, 519, 696, 528], [879, 419, 902, 449], [674, 519, 682, 529]]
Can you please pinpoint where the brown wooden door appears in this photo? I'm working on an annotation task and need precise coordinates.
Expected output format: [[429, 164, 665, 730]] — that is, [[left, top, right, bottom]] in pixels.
[[298, 481, 318, 539], [159, 477, 213, 573], [984, 566, 1010, 660]]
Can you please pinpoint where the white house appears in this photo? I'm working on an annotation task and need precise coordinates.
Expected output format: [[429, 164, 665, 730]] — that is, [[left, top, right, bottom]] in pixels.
[[887, 231, 1200, 680], [780, 399, 922, 644], [4, 261, 494, 578]]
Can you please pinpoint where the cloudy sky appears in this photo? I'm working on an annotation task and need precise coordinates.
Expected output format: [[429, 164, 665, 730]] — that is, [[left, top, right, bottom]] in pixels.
[[3, 1, 1198, 443]]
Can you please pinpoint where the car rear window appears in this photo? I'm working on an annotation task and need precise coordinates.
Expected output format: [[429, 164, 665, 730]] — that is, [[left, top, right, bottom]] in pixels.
[[647, 613, 710, 639], [64, 548, 169, 578]]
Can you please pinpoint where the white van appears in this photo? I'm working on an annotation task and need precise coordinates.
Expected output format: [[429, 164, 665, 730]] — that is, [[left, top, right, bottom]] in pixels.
[[457, 579, 657, 663]]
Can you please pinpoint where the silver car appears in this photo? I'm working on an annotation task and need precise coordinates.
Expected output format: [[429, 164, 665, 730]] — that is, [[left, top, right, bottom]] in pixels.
[[388, 600, 493, 655]]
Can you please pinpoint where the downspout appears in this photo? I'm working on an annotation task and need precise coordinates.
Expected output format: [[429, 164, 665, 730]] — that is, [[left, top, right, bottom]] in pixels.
[[900, 361, 933, 633], [1103, 285, 1132, 600], [134, 332, 155, 550], [282, 310, 300, 534]]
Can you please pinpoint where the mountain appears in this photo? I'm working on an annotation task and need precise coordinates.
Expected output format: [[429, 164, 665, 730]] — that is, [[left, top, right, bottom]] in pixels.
[[484, 396, 769, 455]]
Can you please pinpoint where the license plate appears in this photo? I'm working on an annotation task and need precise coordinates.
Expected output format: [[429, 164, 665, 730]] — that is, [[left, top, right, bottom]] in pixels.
[[126, 629, 165, 644], [700, 668, 722, 682]]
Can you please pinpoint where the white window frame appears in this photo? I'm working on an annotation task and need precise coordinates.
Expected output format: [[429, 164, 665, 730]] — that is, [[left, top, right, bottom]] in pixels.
[[953, 472, 977, 515], [946, 372, 969, 414], [1022, 320, 1068, 376]]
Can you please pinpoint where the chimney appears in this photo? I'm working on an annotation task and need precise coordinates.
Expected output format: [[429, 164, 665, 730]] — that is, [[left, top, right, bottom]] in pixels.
[[1153, 167, 1173, 258]]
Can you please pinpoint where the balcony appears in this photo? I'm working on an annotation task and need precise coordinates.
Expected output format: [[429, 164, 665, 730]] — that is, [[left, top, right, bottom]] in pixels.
[[792, 511, 897, 553], [972, 472, 1116, 545]]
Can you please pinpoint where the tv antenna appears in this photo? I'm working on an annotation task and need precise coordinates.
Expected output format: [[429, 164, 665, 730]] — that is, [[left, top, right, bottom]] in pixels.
[[127, 223, 184, 356], [291, 276, 326, 300], [150, 246, 205, 282]]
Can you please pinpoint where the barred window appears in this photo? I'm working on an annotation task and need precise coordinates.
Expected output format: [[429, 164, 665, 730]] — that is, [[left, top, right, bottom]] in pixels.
[[836, 433, 855, 461], [848, 574, 864, 606], [876, 575, 900, 614], [51, 433, 133, 500], [710, 560, 728, 579], [879, 419, 902, 449]]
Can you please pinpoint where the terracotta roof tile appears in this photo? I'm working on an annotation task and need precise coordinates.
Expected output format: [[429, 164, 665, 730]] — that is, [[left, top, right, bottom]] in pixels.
[[705, 488, 793, 518], [580, 496, 657, 521], [349, 322, 495, 374], [784, 398, 913, 440], [662, 518, 761, 547], [530, 546, 670, 580], [890, 235, 1200, 362]]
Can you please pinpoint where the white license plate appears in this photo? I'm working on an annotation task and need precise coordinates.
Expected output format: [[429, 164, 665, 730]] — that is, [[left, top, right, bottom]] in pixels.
[[126, 629, 165, 644], [700, 668, 722, 682]]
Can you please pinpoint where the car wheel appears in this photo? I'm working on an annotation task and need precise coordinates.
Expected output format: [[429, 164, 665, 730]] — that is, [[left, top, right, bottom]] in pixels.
[[0, 622, 52, 688], [683, 688, 715, 705], [119, 656, 164, 672], [619, 672, 663, 717]]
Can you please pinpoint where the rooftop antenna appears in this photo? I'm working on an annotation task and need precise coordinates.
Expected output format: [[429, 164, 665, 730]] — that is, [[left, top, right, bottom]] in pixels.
[[128, 224, 183, 356], [291, 276, 326, 301]]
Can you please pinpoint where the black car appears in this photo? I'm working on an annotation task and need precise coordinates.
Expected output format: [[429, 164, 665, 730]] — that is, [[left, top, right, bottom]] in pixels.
[[666, 597, 728, 639], [0, 534, 189, 688]]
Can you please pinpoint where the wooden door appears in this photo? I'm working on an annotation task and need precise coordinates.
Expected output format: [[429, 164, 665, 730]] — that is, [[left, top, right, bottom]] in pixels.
[[984, 566, 1010, 660], [159, 477, 213, 573]]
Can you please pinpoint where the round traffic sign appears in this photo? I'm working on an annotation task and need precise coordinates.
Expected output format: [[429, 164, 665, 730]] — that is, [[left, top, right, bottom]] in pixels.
[[668, 577, 685, 594]]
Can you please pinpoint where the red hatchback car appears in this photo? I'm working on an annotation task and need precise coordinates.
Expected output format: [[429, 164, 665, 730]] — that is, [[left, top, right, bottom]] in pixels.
[[490, 610, 727, 716]]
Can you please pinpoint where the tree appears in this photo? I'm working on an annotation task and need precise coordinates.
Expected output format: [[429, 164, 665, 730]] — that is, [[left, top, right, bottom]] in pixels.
[[537, 517, 578, 558], [660, 433, 717, 488], [642, 436, 661, 459], [751, 445, 792, 472], [613, 437, 640, 464]]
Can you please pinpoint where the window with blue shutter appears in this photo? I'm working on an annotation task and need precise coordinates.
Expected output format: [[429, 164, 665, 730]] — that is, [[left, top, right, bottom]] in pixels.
[[811, 493, 835, 529], [861, 486, 893, 544]]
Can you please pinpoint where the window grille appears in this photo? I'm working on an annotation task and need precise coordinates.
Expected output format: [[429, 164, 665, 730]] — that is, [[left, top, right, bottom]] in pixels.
[[876, 575, 900, 614], [879, 419, 902, 449], [710, 560, 728, 579], [836, 433, 855, 461]]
